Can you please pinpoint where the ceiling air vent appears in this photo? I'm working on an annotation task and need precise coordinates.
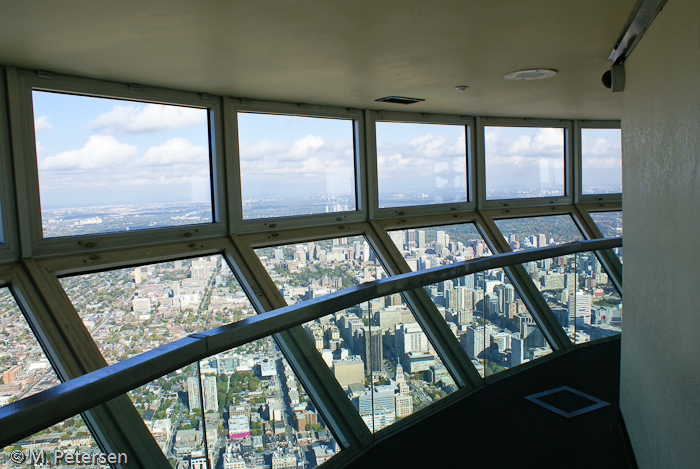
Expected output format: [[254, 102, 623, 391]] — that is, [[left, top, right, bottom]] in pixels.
[[375, 96, 425, 105]]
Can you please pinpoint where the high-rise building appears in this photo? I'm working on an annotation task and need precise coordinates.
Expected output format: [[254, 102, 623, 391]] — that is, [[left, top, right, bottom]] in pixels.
[[201, 375, 218, 413], [568, 291, 592, 325], [187, 376, 201, 411], [360, 325, 383, 374]]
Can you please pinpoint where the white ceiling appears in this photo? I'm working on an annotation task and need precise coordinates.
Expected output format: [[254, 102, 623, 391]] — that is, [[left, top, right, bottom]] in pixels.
[[0, 0, 635, 119]]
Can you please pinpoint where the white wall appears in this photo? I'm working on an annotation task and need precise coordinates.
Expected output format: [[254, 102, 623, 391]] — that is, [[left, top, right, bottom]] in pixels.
[[620, 0, 700, 466]]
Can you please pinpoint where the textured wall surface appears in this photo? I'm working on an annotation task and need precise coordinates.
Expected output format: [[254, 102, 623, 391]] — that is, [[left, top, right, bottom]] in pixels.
[[620, 0, 700, 466]]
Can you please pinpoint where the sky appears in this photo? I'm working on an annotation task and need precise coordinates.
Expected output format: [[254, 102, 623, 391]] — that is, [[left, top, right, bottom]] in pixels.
[[32, 92, 622, 210]]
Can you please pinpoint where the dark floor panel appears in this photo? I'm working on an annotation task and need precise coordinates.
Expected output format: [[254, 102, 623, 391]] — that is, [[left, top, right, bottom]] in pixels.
[[344, 338, 633, 469]]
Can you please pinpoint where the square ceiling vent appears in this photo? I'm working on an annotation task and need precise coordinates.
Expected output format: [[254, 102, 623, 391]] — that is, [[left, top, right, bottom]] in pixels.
[[375, 96, 425, 104]]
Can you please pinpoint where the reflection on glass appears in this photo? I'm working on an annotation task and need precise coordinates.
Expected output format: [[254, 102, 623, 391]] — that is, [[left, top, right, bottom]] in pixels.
[[60, 255, 253, 365], [376, 122, 467, 207], [581, 129, 622, 194], [485, 126, 565, 199], [33, 91, 212, 238], [238, 113, 356, 219]]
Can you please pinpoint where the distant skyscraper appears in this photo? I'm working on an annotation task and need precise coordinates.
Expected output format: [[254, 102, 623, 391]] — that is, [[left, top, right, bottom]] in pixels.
[[187, 376, 201, 410], [361, 326, 383, 374], [355, 385, 397, 432], [537, 234, 547, 247], [568, 291, 592, 325], [202, 375, 218, 413], [389, 231, 405, 250], [416, 230, 426, 248]]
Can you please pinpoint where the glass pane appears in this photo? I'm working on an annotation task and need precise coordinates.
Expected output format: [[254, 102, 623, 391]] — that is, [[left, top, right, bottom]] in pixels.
[[254, 236, 381, 305], [494, 215, 585, 341], [569, 252, 622, 344], [238, 113, 356, 219], [388, 224, 552, 376], [1, 415, 107, 466], [590, 211, 623, 262], [60, 255, 254, 364], [388, 224, 491, 270], [33, 91, 212, 238], [206, 337, 338, 468], [0, 289, 103, 463], [0, 288, 60, 407], [376, 122, 467, 207], [485, 126, 565, 199], [256, 235, 456, 432], [305, 296, 456, 433], [130, 363, 206, 467], [581, 128, 622, 194], [589, 211, 622, 238], [493, 215, 584, 251], [132, 338, 340, 469]]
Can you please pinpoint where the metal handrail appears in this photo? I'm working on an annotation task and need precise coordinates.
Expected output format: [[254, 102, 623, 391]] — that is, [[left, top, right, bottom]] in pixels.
[[0, 237, 621, 446]]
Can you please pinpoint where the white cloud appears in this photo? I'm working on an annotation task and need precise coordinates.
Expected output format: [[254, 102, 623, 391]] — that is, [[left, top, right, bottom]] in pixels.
[[484, 127, 565, 174], [39, 135, 137, 171], [406, 132, 467, 158], [34, 116, 53, 133], [240, 134, 352, 174], [138, 138, 208, 166], [90, 104, 206, 134]]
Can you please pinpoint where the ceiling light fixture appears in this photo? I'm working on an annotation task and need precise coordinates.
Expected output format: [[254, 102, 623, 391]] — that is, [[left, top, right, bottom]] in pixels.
[[503, 69, 558, 81], [455, 85, 468, 92]]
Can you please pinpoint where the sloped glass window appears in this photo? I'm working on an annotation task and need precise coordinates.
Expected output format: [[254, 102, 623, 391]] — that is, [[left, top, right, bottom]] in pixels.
[[494, 215, 584, 251], [376, 122, 467, 207], [590, 211, 623, 263], [238, 113, 356, 219], [0, 288, 102, 459], [254, 236, 380, 306], [493, 216, 585, 326], [581, 128, 622, 194], [493, 216, 620, 343], [1, 414, 106, 465], [60, 255, 253, 364], [485, 126, 565, 199], [0, 288, 60, 406], [255, 236, 456, 432], [33, 91, 213, 238], [569, 252, 622, 344], [132, 336, 339, 469], [389, 224, 551, 376]]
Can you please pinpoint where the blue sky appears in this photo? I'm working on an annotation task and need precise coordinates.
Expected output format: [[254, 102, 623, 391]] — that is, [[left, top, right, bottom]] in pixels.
[[33, 91, 211, 209], [32, 92, 621, 209]]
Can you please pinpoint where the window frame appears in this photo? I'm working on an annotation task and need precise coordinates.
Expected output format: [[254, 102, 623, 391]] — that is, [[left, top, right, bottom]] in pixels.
[[370, 111, 476, 220], [575, 120, 623, 204], [13, 70, 227, 258], [231, 99, 366, 233], [478, 117, 573, 210]]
